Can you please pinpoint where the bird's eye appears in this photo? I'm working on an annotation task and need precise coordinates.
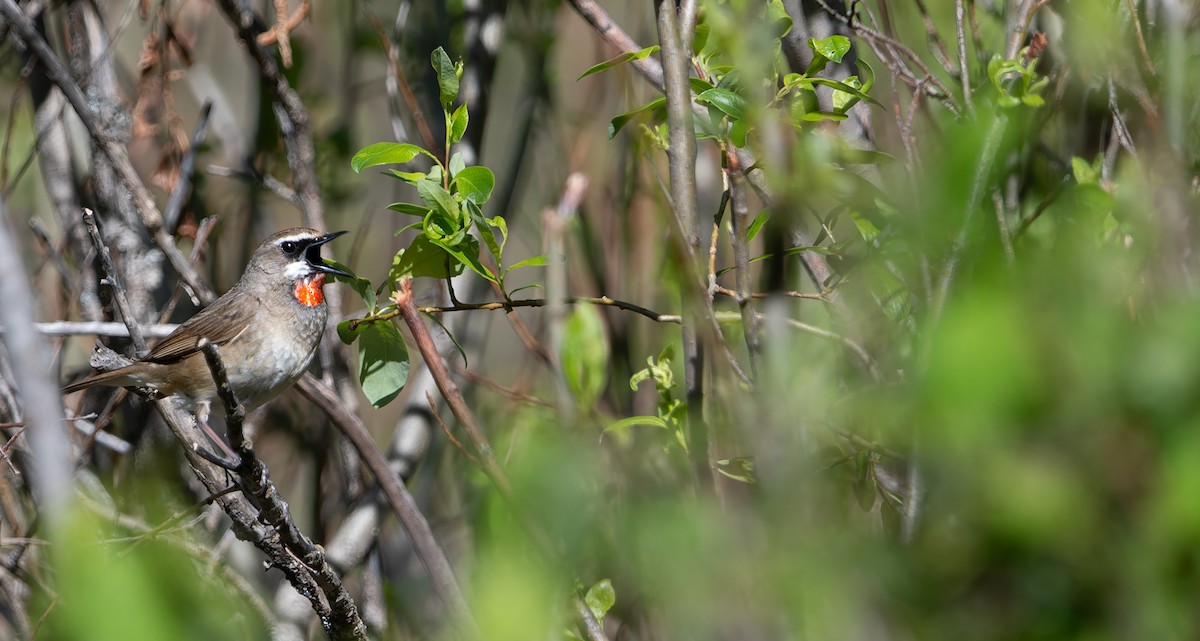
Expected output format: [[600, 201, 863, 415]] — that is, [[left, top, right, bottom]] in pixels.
[[280, 241, 299, 254]]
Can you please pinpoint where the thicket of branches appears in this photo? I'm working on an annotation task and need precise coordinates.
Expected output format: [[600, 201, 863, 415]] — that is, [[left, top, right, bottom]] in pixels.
[[1, 0, 1199, 640]]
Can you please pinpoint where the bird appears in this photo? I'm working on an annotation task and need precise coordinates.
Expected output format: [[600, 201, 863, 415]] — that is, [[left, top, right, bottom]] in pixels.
[[63, 227, 350, 422]]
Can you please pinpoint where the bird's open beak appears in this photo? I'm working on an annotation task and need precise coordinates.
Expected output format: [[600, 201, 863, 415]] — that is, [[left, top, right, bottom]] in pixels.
[[305, 231, 353, 278]]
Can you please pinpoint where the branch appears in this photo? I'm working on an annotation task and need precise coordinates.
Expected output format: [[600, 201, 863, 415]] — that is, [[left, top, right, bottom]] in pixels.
[[0, 198, 70, 523], [294, 375, 481, 639], [0, 0, 215, 305], [198, 342, 366, 641], [393, 280, 611, 641], [81, 209, 147, 353]]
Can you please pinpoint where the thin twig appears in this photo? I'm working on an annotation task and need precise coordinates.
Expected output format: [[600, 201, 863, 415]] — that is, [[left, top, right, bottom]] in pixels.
[[425, 392, 480, 467], [81, 209, 148, 354], [163, 101, 213, 234], [726, 151, 759, 376], [956, 0, 975, 116]]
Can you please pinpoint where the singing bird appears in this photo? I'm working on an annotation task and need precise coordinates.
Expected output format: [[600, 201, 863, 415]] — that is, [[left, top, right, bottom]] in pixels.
[[63, 228, 350, 421]]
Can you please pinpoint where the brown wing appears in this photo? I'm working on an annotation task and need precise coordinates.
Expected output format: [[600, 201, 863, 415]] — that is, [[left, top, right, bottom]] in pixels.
[[144, 289, 256, 364]]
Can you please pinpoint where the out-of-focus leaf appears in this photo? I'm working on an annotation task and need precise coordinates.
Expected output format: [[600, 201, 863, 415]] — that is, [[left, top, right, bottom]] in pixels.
[[561, 305, 609, 409], [584, 579, 616, 621], [578, 45, 660, 80], [609, 97, 667, 139]]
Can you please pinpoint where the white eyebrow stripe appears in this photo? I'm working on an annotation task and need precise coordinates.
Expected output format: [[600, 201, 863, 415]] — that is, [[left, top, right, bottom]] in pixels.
[[275, 234, 315, 245]]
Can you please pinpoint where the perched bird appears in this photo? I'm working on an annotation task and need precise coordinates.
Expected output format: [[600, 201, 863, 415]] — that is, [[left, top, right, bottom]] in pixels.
[[63, 227, 350, 421]]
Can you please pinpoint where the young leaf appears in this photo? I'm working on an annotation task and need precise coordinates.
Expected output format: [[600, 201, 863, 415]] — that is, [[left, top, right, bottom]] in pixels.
[[353, 321, 410, 408], [431, 234, 497, 283], [746, 210, 770, 242], [417, 178, 461, 222], [388, 202, 433, 217], [391, 236, 464, 280], [431, 46, 459, 107], [352, 142, 435, 172], [809, 35, 851, 63], [560, 304, 609, 409], [577, 45, 660, 80], [454, 166, 496, 204], [696, 88, 748, 121], [506, 254, 547, 273], [609, 97, 667, 139], [808, 77, 881, 108], [584, 580, 616, 622], [465, 200, 502, 265], [450, 103, 469, 144], [448, 152, 466, 178], [388, 169, 426, 184]]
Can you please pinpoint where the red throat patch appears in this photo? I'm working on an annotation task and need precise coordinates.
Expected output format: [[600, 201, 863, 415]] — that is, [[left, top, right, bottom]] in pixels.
[[293, 274, 326, 307]]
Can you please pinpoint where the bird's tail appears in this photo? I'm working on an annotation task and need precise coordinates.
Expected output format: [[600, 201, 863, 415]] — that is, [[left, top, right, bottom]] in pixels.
[[61, 367, 137, 395]]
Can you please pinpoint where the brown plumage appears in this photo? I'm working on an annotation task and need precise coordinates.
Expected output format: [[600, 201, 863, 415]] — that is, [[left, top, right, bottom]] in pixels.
[[63, 228, 350, 418]]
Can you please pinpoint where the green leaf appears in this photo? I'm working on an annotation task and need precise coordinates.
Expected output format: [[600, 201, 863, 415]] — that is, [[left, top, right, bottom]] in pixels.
[[454, 166, 496, 204], [577, 45, 660, 80], [807, 77, 881, 108], [767, 0, 794, 37], [1071, 156, 1099, 185], [450, 103, 469, 144], [391, 236, 464, 280], [431, 46, 460, 108], [431, 234, 497, 283], [746, 210, 770, 242], [387, 202, 433, 217], [609, 97, 666, 139], [729, 119, 751, 147], [448, 152, 466, 178], [347, 321, 410, 408], [689, 77, 715, 94], [715, 457, 758, 483], [604, 415, 669, 435], [326, 260, 376, 313], [810, 35, 851, 63], [417, 178, 460, 222], [856, 59, 876, 93], [351, 142, 435, 172], [560, 304, 609, 409], [465, 200, 502, 266], [696, 88, 748, 121], [387, 169, 426, 183], [584, 580, 616, 622], [506, 254, 547, 273]]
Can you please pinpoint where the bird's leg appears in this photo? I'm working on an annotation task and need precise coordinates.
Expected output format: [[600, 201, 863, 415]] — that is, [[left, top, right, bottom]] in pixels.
[[191, 400, 241, 469]]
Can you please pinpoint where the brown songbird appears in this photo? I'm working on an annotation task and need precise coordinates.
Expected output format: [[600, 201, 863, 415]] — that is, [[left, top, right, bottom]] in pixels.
[[63, 228, 350, 421]]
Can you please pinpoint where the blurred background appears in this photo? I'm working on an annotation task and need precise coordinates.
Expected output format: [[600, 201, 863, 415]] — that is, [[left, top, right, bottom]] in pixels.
[[2, 0, 1200, 640]]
